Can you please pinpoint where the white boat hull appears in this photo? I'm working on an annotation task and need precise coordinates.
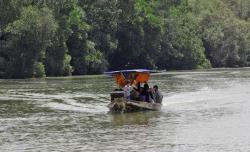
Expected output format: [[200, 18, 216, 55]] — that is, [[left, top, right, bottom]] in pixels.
[[108, 97, 162, 113]]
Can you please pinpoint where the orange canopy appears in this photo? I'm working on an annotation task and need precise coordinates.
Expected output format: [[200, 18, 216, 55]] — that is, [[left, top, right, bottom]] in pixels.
[[114, 72, 150, 87], [114, 73, 126, 87], [135, 73, 150, 83]]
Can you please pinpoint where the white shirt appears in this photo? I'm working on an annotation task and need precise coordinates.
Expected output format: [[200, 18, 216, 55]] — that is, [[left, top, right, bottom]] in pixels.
[[123, 84, 132, 99]]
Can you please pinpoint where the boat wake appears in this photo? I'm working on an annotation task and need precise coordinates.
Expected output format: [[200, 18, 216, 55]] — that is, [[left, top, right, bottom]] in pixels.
[[161, 81, 250, 112], [0, 90, 110, 114]]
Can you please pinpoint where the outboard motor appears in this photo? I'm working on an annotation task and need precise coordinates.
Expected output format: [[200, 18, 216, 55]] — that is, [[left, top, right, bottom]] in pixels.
[[110, 89, 123, 101]]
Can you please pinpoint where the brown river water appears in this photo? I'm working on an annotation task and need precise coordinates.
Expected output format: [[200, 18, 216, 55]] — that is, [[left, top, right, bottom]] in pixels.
[[0, 68, 250, 151]]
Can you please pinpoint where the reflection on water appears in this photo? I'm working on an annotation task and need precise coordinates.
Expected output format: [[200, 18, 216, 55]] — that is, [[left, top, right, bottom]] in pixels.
[[110, 111, 161, 126], [1, 68, 250, 151]]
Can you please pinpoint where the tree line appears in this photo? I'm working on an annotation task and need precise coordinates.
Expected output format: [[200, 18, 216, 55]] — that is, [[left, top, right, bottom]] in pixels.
[[0, 0, 249, 78]]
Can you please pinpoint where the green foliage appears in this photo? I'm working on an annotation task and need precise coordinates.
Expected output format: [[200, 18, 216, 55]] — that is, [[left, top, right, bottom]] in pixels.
[[0, 0, 249, 78], [2, 5, 57, 78], [223, 0, 250, 20], [169, 3, 211, 69], [34, 62, 45, 77], [43, 0, 76, 77], [193, 0, 250, 67], [68, 4, 90, 31], [135, 0, 163, 29], [64, 54, 73, 76], [85, 41, 108, 74]]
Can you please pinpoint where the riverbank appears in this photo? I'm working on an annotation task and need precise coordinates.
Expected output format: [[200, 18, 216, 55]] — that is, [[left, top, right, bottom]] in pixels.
[[1, 67, 250, 80]]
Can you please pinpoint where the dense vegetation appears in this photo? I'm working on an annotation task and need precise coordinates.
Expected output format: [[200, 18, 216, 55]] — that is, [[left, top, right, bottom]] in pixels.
[[0, 0, 249, 78]]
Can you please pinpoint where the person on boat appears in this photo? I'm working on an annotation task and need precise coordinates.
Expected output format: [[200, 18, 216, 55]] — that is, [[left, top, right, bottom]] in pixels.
[[133, 82, 140, 92], [139, 87, 145, 101], [142, 83, 154, 102], [153, 85, 163, 104], [131, 80, 145, 101], [131, 85, 140, 101], [123, 80, 132, 100], [149, 87, 155, 103]]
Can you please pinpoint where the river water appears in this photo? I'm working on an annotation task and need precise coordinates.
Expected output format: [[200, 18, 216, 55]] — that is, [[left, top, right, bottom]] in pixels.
[[0, 68, 250, 152]]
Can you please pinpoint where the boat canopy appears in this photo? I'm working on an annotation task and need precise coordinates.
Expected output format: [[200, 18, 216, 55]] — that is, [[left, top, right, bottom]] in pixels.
[[105, 69, 151, 87]]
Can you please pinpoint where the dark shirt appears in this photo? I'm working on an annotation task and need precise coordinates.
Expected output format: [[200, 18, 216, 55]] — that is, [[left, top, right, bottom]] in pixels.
[[154, 90, 163, 103]]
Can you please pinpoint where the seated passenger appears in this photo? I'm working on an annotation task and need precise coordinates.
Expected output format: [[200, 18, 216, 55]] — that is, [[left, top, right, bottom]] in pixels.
[[149, 88, 155, 103], [153, 85, 163, 104], [142, 83, 154, 102], [123, 80, 132, 100], [130, 88, 139, 100], [131, 82, 141, 101], [139, 87, 145, 101], [133, 82, 140, 92]]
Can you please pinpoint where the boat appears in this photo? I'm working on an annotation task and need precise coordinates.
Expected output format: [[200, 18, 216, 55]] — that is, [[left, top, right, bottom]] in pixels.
[[105, 69, 162, 113]]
